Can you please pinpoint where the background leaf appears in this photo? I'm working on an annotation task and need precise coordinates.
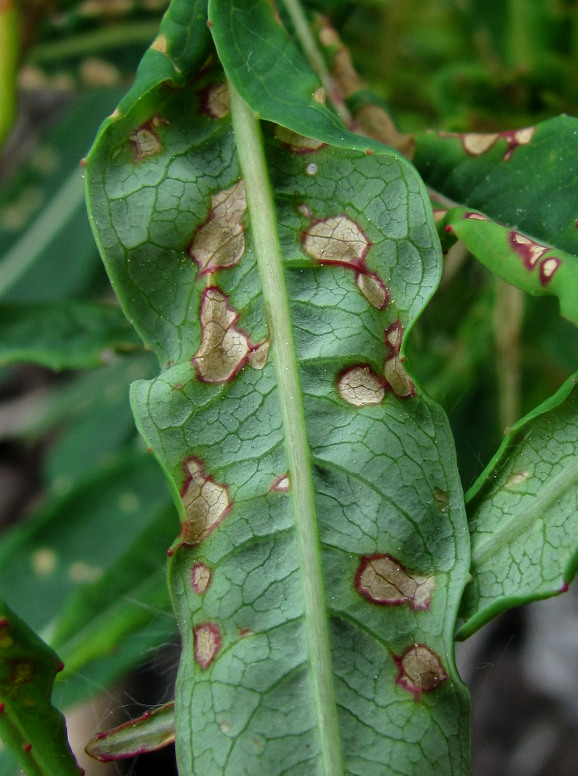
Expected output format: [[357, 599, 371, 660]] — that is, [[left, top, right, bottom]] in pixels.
[[457, 372, 578, 639], [0, 599, 82, 776]]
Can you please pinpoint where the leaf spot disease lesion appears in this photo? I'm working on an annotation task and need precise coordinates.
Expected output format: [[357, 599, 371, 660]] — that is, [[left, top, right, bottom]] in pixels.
[[338, 366, 385, 407], [128, 115, 169, 162], [275, 126, 325, 154], [180, 458, 231, 545], [199, 82, 230, 119], [151, 34, 168, 54], [384, 321, 415, 398], [440, 126, 535, 160], [355, 554, 435, 610], [191, 562, 212, 594], [394, 644, 448, 699], [189, 180, 247, 274], [507, 230, 561, 285], [302, 215, 389, 309], [270, 474, 290, 492], [193, 622, 221, 670], [192, 287, 265, 383]]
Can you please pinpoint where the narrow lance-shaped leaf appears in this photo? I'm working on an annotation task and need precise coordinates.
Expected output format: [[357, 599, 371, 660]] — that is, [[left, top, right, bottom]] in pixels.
[[457, 372, 578, 640], [0, 600, 82, 776], [85, 1, 471, 773], [412, 117, 578, 325]]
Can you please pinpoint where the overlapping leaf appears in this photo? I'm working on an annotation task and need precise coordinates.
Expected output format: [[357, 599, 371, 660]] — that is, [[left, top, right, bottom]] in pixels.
[[85, 1, 471, 774], [413, 117, 578, 324], [457, 372, 578, 639], [0, 600, 82, 776]]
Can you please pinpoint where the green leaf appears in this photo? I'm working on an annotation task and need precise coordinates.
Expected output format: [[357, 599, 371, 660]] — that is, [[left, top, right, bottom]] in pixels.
[[85, 3, 471, 773], [0, 600, 82, 776], [0, 302, 141, 370], [0, 90, 121, 302], [457, 372, 578, 640], [413, 117, 578, 323], [85, 700, 175, 762]]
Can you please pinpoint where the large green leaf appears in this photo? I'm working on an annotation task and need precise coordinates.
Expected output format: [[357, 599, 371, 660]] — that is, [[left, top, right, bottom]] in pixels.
[[0, 600, 82, 776], [413, 116, 578, 324], [457, 372, 578, 639], [85, 1, 471, 774]]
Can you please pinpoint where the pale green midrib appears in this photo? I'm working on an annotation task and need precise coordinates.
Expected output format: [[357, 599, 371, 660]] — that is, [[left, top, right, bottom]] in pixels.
[[472, 452, 578, 567], [0, 168, 85, 296], [228, 82, 345, 776]]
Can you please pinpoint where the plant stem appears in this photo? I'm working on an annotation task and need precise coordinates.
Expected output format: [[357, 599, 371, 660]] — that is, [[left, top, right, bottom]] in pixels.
[[27, 21, 161, 64], [0, 1, 19, 150], [494, 279, 522, 431], [228, 80, 345, 776], [0, 168, 85, 296]]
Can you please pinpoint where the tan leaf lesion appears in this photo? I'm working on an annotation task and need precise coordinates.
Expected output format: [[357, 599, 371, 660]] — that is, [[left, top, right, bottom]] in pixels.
[[337, 366, 385, 407], [355, 554, 435, 610], [189, 180, 247, 274], [394, 644, 448, 698], [180, 457, 231, 545]]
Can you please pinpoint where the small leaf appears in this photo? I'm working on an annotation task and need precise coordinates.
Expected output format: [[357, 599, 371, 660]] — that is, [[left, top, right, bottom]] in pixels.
[[458, 372, 578, 639], [85, 701, 175, 762], [0, 302, 141, 370], [413, 117, 578, 322], [0, 600, 82, 776]]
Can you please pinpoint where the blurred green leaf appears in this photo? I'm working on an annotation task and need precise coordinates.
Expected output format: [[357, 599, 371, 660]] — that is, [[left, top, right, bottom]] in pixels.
[[0, 302, 141, 370]]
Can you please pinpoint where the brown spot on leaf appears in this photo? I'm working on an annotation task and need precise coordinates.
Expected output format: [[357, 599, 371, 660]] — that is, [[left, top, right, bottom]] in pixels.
[[462, 133, 499, 156], [338, 366, 385, 407], [9, 659, 34, 688], [394, 644, 447, 698], [189, 180, 246, 274], [193, 623, 221, 669], [539, 257, 561, 286], [191, 562, 212, 594], [303, 215, 369, 269], [275, 126, 325, 154], [355, 554, 434, 610], [313, 87, 326, 104], [128, 116, 168, 162], [247, 340, 270, 370], [433, 487, 448, 513], [509, 231, 549, 269], [192, 287, 251, 383], [271, 474, 290, 492], [384, 321, 403, 358], [356, 272, 389, 309], [199, 82, 230, 119], [0, 619, 13, 649], [180, 458, 231, 545]]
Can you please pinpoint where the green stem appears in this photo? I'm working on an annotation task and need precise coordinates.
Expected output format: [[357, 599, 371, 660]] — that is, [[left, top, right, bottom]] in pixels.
[[27, 21, 161, 64], [228, 80, 345, 776], [494, 279, 522, 431], [0, 168, 84, 297], [0, 1, 19, 150], [280, 0, 350, 126]]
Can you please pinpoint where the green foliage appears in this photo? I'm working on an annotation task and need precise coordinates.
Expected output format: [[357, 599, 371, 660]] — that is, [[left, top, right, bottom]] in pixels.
[[0, 0, 577, 774]]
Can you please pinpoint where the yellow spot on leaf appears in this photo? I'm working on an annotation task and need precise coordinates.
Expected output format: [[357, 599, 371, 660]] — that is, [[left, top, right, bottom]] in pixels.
[[338, 366, 384, 407], [68, 562, 103, 583], [31, 548, 58, 576], [313, 87, 326, 104], [189, 181, 247, 273], [180, 458, 231, 544], [151, 34, 168, 54], [191, 562, 212, 594]]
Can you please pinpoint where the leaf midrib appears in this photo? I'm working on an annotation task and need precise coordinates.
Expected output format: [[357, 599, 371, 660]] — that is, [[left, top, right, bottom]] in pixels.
[[228, 81, 345, 775], [471, 452, 578, 567]]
